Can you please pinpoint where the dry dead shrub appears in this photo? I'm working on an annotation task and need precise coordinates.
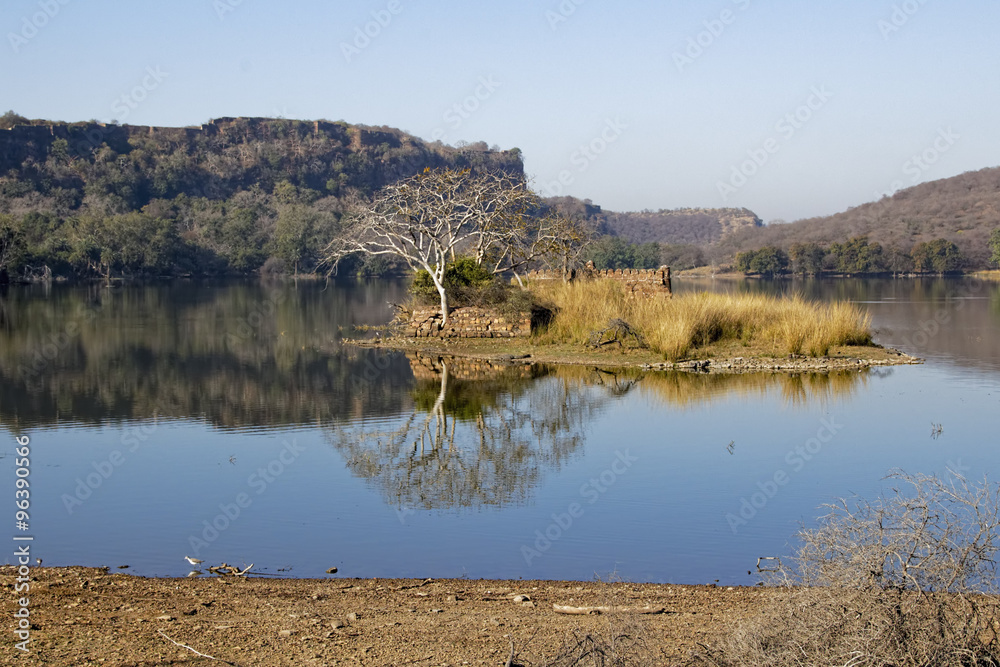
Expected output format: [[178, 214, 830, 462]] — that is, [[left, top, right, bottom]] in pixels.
[[540, 627, 648, 667], [693, 470, 1000, 667]]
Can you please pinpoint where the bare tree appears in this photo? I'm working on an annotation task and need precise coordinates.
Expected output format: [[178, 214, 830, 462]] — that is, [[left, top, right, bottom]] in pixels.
[[539, 214, 595, 282], [324, 168, 542, 326], [325, 168, 479, 326]]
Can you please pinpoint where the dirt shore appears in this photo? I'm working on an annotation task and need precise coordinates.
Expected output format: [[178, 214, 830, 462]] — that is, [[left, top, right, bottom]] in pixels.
[[2, 567, 774, 666]]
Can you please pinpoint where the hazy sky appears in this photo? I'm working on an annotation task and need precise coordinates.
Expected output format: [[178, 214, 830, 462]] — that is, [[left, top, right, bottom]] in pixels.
[[3, 0, 998, 222]]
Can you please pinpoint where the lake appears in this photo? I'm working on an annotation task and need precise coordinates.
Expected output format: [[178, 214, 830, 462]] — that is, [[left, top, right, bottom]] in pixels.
[[2, 276, 999, 584]]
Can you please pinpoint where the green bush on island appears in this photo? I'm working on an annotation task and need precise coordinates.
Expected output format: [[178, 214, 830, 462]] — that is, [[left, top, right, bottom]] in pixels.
[[410, 257, 534, 318]]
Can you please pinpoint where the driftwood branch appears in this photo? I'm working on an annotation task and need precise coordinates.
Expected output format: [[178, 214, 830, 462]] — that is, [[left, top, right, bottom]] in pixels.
[[552, 604, 665, 615]]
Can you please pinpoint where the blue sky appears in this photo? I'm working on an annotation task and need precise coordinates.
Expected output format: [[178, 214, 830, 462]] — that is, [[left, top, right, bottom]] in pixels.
[[3, 0, 998, 222]]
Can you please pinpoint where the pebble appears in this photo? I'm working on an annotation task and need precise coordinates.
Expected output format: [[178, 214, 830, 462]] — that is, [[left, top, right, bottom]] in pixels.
[[326, 567, 338, 574], [279, 629, 294, 637], [512, 594, 530, 603], [331, 619, 347, 629], [155, 615, 174, 621], [346, 612, 359, 622]]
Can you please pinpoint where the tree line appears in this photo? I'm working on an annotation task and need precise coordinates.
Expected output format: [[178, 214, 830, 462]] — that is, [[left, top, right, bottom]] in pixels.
[[735, 234, 1000, 276]]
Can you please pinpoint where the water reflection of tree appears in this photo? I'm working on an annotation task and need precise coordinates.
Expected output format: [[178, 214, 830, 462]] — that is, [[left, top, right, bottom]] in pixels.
[[329, 355, 869, 511], [329, 356, 611, 510]]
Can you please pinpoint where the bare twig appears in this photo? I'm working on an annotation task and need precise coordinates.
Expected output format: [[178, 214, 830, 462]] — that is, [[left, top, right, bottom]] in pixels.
[[157, 629, 240, 666]]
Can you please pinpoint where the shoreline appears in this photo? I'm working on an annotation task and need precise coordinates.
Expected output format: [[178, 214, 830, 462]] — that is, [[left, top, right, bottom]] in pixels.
[[4, 566, 770, 665], [350, 336, 922, 373]]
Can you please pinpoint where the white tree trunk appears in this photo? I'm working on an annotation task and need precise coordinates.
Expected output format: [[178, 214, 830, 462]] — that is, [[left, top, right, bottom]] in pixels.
[[435, 278, 450, 327]]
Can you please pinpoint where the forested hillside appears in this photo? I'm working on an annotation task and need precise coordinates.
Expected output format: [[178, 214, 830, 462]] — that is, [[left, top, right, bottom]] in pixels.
[[2, 110, 995, 280], [0, 112, 522, 281], [716, 167, 1000, 269]]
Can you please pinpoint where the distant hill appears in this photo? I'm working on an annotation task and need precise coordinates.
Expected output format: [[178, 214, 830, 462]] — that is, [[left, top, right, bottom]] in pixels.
[[541, 196, 762, 245], [602, 207, 762, 245], [0, 113, 521, 280], [716, 167, 1000, 268]]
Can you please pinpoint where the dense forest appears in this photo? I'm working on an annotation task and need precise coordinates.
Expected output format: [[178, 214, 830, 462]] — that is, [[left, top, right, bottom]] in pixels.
[[0, 112, 522, 281]]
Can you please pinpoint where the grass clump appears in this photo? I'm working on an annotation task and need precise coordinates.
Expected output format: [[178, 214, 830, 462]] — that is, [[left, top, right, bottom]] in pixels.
[[531, 280, 872, 361]]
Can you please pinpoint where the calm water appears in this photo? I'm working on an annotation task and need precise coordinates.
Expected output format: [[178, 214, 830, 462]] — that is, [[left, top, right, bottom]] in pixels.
[[2, 277, 999, 584]]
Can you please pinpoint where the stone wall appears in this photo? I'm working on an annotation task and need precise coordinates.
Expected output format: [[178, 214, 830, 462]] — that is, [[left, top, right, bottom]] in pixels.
[[525, 262, 672, 296], [408, 307, 531, 338]]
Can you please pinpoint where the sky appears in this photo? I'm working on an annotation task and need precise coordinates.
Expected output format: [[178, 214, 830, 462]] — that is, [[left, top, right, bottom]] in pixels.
[[2, 0, 999, 223]]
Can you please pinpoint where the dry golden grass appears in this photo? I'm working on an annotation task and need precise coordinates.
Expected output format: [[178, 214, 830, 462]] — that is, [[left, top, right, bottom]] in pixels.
[[531, 281, 873, 361]]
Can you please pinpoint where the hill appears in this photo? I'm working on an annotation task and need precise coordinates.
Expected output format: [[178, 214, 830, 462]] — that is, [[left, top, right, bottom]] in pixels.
[[0, 113, 522, 280], [541, 196, 762, 245], [716, 167, 1000, 268], [602, 207, 762, 245]]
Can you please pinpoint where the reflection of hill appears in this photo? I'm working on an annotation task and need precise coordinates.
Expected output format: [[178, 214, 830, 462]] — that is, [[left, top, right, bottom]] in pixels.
[[0, 281, 411, 430]]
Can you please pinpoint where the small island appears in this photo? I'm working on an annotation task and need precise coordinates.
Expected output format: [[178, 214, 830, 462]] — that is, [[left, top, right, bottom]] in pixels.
[[351, 261, 919, 373], [323, 166, 919, 373]]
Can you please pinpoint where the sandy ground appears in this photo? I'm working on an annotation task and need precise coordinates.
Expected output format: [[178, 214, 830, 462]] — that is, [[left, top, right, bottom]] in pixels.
[[0, 567, 776, 666]]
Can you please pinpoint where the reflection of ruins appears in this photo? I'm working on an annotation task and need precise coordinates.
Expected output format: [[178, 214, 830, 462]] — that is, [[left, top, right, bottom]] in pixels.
[[328, 354, 608, 510]]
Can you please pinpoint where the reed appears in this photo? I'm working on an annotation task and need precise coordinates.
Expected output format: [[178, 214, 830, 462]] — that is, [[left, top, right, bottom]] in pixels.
[[531, 281, 872, 361]]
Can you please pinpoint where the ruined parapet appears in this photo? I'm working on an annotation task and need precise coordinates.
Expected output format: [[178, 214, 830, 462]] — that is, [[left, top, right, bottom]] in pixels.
[[524, 262, 672, 297]]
